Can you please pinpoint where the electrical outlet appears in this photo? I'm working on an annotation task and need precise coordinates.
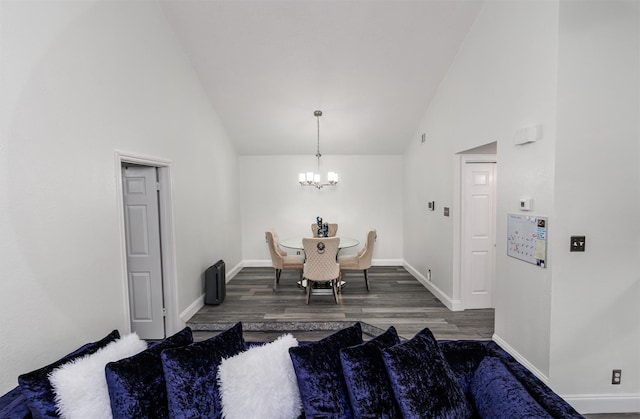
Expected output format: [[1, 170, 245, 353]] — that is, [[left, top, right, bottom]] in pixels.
[[612, 369, 622, 385]]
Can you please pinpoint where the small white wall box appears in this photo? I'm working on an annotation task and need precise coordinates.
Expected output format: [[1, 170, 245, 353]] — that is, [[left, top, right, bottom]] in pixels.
[[514, 124, 542, 145], [428, 201, 435, 211], [520, 197, 532, 211]]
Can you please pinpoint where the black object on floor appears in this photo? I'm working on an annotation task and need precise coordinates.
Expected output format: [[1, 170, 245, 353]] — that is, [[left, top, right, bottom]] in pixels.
[[205, 260, 226, 305]]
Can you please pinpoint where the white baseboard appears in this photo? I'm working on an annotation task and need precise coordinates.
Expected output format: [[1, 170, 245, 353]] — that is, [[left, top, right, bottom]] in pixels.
[[492, 334, 640, 414], [371, 259, 403, 266], [180, 294, 204, 324], [402, 261, 463, 311], [243, 259, 403, 268], [179, 260, 243, 323], [243, 259, 272, 267], [225, 260, 243, 282], [492, 333, 549, 383], [563, 393, 640, 414]]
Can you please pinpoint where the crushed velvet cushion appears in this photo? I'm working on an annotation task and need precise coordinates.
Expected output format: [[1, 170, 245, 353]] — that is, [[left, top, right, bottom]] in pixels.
[[470, 356, 552, 419], [105, 327, 193, 419], [160, 323, 245, 419], [18, 329, 120, 419], [439, 340, 489, 394], [381, 328, 472, 419], [288, 322, 363, 419], [339, 326, 401, 419], [0, 385, 32, 419]]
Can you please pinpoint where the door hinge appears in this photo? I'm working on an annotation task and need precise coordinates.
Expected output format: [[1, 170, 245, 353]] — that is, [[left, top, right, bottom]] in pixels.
[[156, 182, 161, 191], [162, 307, 167, 317]]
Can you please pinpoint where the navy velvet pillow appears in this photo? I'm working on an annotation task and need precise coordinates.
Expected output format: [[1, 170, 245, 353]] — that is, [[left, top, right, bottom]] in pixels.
[[470, 356, 552, 419], [160, 322, 245, 419], [18, 329, 120, 419], [381, 328, 472, 419], [339, 326, 401, 419], [288, 322, 363, 419], [0, 385, 32, 419], [105, 327, 193, 419]]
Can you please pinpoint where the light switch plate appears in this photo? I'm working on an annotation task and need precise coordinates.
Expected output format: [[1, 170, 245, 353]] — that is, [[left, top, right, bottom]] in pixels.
[[570, 236, 586, 252]]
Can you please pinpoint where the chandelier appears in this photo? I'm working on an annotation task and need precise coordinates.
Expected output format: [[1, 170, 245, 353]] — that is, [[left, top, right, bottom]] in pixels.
[[298, 110, 338, 189]]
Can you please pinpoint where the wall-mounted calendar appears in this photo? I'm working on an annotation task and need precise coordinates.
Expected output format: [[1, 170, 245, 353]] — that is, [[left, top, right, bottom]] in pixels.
[[507, 213, 548, 268]]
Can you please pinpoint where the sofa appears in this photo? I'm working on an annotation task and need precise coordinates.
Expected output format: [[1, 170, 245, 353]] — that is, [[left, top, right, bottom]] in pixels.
[[0, 322, 584, 419]]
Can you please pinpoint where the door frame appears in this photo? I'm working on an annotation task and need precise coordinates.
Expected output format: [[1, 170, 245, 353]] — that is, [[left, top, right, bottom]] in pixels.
[[115, 150, 179, 336], [453, 154, 497, 311]]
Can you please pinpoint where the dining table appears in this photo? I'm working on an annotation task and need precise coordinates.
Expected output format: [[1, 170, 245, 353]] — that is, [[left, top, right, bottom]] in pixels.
[[279, 236, 360, 292], [279, 236, 360, 251]]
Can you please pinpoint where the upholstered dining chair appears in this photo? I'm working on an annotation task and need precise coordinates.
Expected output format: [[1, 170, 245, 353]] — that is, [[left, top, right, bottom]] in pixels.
[[310, 223, 338, 237], [265, 230, 304, 291], [302, 236, 340, 304], [338, 228, 376, 291]]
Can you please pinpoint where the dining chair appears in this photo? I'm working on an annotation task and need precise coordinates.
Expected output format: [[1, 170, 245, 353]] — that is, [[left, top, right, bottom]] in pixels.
[[338, 228, 376, 291], [302, 236, 340, 304], [265, 230, 304, 291], [272, 230, 289, 256], [310, 223, 338, 237]]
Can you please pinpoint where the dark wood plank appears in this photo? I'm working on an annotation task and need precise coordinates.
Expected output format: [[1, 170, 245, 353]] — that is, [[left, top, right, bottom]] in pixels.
[[187, 266, 494, 342]]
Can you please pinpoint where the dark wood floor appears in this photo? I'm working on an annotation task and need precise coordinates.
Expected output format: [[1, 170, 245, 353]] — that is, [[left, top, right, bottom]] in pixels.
[[187, 266, 639, 418], [187, 266, 494, 342]]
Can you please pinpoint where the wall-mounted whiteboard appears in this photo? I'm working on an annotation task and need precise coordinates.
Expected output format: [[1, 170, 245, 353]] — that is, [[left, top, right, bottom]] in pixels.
[[507, 213, 547, 268]]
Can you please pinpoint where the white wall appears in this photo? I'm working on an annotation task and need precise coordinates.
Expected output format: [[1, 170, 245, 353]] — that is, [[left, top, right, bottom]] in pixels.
[[240, 155, 403, 264], [405, 0, 640, 412], [404, 0, 559, 375], [551, 1, 640, 412], [0, 1, 241, 393]]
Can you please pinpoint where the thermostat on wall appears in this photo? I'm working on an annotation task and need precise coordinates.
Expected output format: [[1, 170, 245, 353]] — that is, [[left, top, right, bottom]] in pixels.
[[520, 197, 532, 211]]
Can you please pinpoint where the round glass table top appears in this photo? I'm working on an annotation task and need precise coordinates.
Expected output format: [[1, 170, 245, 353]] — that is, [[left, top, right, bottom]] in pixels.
[[279, 237, 360, 250]]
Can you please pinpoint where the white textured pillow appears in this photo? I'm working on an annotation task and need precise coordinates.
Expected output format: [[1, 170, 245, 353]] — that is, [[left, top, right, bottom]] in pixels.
[[217, 333, 301, 419], [49, 333, 147, 419]]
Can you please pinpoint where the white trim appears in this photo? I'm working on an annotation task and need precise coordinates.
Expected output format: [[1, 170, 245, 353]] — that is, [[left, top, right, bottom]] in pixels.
[[455, 153, 497, 310], [180, 294, 205, 324], [492, 333, 549, 383], [493, 334, 640, 414], [178, 261, 242, 324], [403, 261, 464, 311], [371, 259, 403, 266], [242, 259, 404, 268], [114, 154, 132, 334], [225, 260, 244, 283], [452, 155, 462, 310], [562, 393, 640, 415], [243, 260, 273, 268], [157, 166, 179, 335], [114, 150, 180, 337]]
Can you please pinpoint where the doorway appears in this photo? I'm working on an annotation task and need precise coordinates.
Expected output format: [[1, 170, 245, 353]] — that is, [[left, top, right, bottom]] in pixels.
[[115, 152, 178, 339], [461, 159, 496, 309], [453, 148, 497, 311]]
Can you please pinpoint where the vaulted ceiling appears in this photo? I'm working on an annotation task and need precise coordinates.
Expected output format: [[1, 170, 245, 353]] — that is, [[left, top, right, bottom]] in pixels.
[[159, 1, 483, 155]]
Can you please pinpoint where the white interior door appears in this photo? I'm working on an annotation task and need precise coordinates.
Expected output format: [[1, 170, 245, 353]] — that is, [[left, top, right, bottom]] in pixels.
[[462, 161, 496, 309], [122, 165, 165, 339]]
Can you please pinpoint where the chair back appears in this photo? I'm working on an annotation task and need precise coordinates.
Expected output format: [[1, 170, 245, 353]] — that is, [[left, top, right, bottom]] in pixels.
[[302, 237, 340, 281], [265, 230, 284, 269], [358, 229, 377, 269], [310, 223, 338, 237]]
